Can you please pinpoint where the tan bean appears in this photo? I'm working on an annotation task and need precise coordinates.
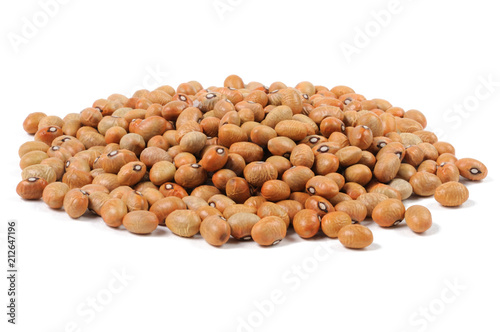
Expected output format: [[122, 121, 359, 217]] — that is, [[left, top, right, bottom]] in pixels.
[[21, 164, 57, 183], [387, 178, 413, 200]]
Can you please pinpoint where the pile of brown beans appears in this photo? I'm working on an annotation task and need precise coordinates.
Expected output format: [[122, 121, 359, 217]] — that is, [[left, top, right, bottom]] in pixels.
[[17, 75, 488, 248]]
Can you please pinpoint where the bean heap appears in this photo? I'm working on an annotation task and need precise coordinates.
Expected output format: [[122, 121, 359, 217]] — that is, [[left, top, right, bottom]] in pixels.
[[17, 75, 488, 248]]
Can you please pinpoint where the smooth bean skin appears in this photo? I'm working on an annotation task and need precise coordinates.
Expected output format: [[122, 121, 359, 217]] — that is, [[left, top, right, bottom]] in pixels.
[[405, 205, 432, 233], [200, 215, 231, 246], [251, 216, 287, 246], [434, 182, 469, 207], [123, 211, 159, 234], [338, 224, 373, 249]]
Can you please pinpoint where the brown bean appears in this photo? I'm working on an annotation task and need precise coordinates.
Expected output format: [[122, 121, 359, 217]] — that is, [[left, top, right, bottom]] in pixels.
[[101, 198, 128, 227], [342, 182, 366, 200], [292, 209, 321, 238], [243, 161, 278, 187], [251, 216, 287, 246], [304, 196, 335, 216], [356, 193, 389, 217], [344, 164, 372, 186], [182, 195, 208, 211], [174, 163, 207, 188], [434, 182, 469, 207], [42, 182, 69, 208], [122, 190, 148, 211], [62, 169, 93, 189], [63, 189, 89, 218], [454, 158, 488, 181], [88, 192, 110, 215], [397, 163, 417, 181], [260, 180, 291, 202], [275, 120, 308, 141], [191, 185, 221, 202], [150, 197, 186, 223], [116, 162, 146, 187], [334, 200, 367, 222], [199, 146, 229, 172], [149, 161, 176, 186], [16, 177, 48, 200], [372, 199, 405, 227], [409, 172, 442, 196], [159, 182, 188, 198], [374, 153, 401, 183], [338, 224, 373, 249], [123, 211, 159, 234], [23, 112, 47, 134], [405, 205, 432, 233], [200, 215, 231, 246], [335, 146, 362, 167], [226, 213, 259, 240], [282, 166, 315, 192], [436, 163, 460, 183], [321, 211, 352, 238], [348, 125, 373, 149], [276, 200, 303, 221], [305, 176, 339, 200], [165, 210, 201, 237]]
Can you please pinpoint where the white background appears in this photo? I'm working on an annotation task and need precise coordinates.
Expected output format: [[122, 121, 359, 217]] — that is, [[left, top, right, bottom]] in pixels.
[[1, 1, 499, 331]]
